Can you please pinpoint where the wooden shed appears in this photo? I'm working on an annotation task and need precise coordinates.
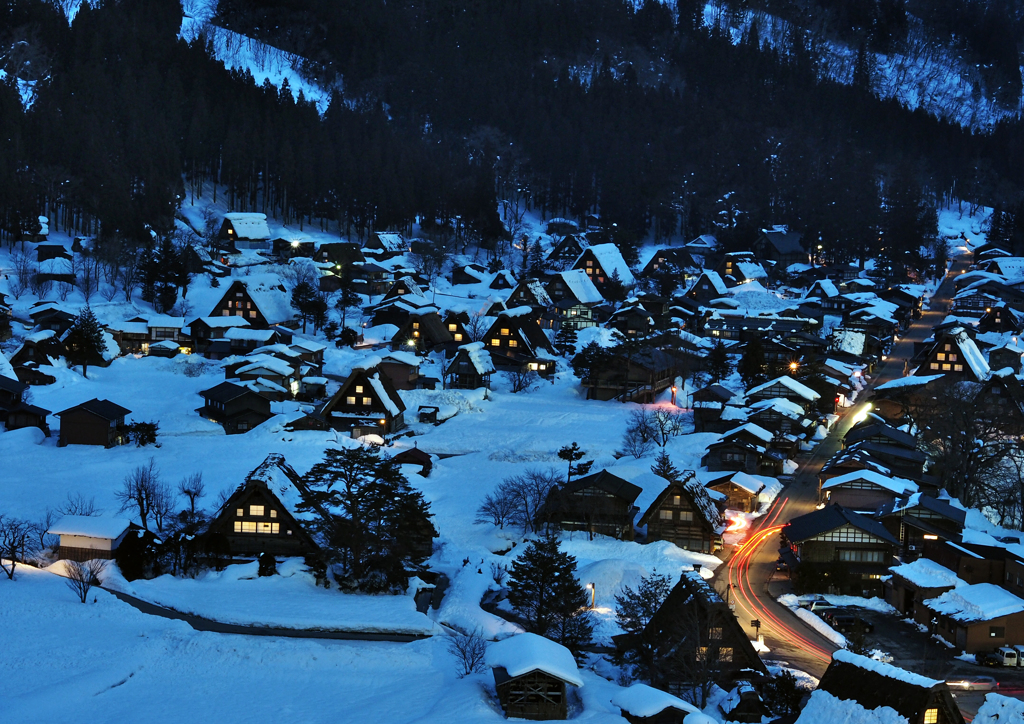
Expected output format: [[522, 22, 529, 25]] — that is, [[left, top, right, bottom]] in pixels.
[[612, 683, 701, 723], [55, 398, 130, 447], [486, 633, 583, 720], [49, 515, 133, 561]]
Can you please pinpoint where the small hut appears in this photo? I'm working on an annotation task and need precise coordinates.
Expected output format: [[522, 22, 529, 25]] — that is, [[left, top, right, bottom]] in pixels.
[[612, 684, 704, 724], [487, 633, 583, 720]]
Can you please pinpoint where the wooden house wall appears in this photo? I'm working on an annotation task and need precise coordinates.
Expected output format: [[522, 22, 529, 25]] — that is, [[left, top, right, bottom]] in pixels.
[[704, 443, 760, 475], [708, 482, 758, 513], [208, 487, 316, 558], [550, 489, 635, 541], [58, 410, 122, 447], [211, 283, 269, 328], [823, 484, 899, 511], [495, 670, 568, 721], [645, 487, 716, 553]]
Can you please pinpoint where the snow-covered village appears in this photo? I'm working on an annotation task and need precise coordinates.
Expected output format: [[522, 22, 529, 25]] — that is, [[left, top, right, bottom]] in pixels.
[[7, 1, 1024, 723]]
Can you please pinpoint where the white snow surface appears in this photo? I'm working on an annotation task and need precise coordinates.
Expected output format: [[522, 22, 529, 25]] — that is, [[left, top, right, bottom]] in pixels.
[[925, 583, 1024, 623], [48, 515, 131, 539], [611, 683, 698, 717], [103, 559, 438, 634], [974, 693, 1024, 724], [485, 632, 583, 687], [795, 690, 909, 724], [889, 558, 965, 590], [832, 649, 940, 688]]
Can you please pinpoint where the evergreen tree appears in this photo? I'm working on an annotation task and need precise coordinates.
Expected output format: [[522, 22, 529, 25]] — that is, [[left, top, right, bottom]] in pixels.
[[603, 269, 628, 303], [706, 341, 732, 383], [298, 446, 436, 589], [291, 280, 318, 333], [571, 341, 610, 383], [554, 326, 578, 357], [651, 450, 681, 483], [64, 306, 106, 379], [335, 273, 362, 327], [614, 570, 672, 634], [527, 238, 545, 277], [507, 534, 594, 653], [557, 442, 593, 483], [738, 336, 767, 389]]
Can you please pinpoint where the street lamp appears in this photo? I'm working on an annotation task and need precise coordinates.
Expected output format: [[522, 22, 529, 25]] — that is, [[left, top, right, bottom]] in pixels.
[[789, 361, 798, 372], [585, 582, 596, 609], [671, 385, 677, 405]]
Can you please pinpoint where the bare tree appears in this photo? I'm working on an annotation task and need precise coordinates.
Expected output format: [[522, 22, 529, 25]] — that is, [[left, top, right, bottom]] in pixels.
[[650, 408, 686, 447], [622, 409, 656, 458], [29, 266, 51, 298], [475, 485, 518, 528], [464, 311, 489, 342], [115, 459, 163, 530], [77, 252, 100, 302], [57, 492, 101, 517], [504, 368, 538, 393], [499, 468, 561, 533], [151, 480, 176, 533], [7, 252, 32, 299], [178, 473, 206, 523], [64, 559, 104, 603], [34, 508, 59, 551], [118, 246, 141, 302], [0, 515, 32, 580], [446, 627, 488, 678]]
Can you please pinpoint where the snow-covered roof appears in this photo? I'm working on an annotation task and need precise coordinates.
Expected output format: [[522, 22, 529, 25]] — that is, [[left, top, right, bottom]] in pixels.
[[485, 633, 583, 687], [706, 471, 765, 495], [725, 422, 774, 443], [821, 470, 918, 496], [0, 351, 16, 382], [889, 558, 964, 590], [368, 373, 400, 416], [950, 326, 991, 380], [48, 515, 131, 539], [502, 305, 535, 318], [557, 269, 603, 304], [611, 684, 698, 718], [191, 316, 252, 329], [807, 279, 839, 298], [224, 212, 271, 240], [874, 374, 944, 391], [226, 328, 276, 342], [832, 650, 940, 689], [234, 356, 295, 377], [690, 271, 728, 297], [149, 340, 180, 351], [381, 350, 420, 367], [747, 375, 821, 401], [582, 243, 635, 286], [925, 583, 1024, 623], [735, 261, 768, 282], [460, 341, 495, 375], [973, 693, 1024, 724], [374, 232, 405, 252], [795, 690, 908, 724]]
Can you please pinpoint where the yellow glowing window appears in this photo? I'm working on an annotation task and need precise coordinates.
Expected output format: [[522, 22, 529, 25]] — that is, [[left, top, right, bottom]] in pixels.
[[924, 710, 937, 724], [249, 505, 264, 516]]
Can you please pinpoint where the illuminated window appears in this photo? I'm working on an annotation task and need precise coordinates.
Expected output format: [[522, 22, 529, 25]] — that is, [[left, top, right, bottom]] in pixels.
[[257, 522, 279, 534], [362, 397, 372, 406], [942, 364, 951, 371], [954, 364, 963, 372], [659, 510, 673, 520], [509, 340, 518, 348], [937, 353, 945, 361], [672, 495, 681, 506], [270, 509, 277, 518], [235, 521, 258, 533], [586, 260, 593, 267], [710, 627, 723, 640], [249, 505, 265, 516], [454, 334, 463, 342], [923, 710, 938, 724], [249, 311, 256, 318], [448, 324, 457, 332], [944, 343, 951, 351], [680, 511, 694, 522], [346, 396, 357, 405], [719, 647, 733, 663], [930, 363, 939, 370], [500, 328, 509, 336], [355, 385, 363, 393], [236, 508, 244, 517], [413, 322, 419, 329], [490, 339, 500, 347], [949, 354, 957, 362]]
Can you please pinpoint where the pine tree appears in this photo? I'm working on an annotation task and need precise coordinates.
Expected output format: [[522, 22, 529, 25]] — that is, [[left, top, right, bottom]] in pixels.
[[527, 238, 545, 276], [851, 41, 873, 92], [651, 450, 681, 483], [614, 570, 672, 634], [557, 442, 593, 483], [738, 336, 767, 389], [507, 534, 594, 653], [554, 326, 578, 357], [291, 280, 318, 333], [706, 341, 732, 383], [64, 306, 105, 379], [298, 446, 435, 588], [603, 269, 628, 303]]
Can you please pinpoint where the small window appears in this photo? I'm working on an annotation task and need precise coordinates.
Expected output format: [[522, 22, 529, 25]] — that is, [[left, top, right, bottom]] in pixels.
[[679, 511, 694, 522], [508, 340, 518, 348], [454, 333, 463, 342], [249, 311, 256, 318], [930, 363, 939, 370], [944, 343, 951, 351], [500, 328, 509, 336], [346, 396, 357, 405], [924, 710, 938, 724], [949, 353, 958, 362], [719, 647, 733, 663], [954, 365, 963, 372], [942, 364, 951, 371], [448, 324, 457, 332], [249, 505, 265, 516], [937, 353, 945, 361], [659, 510, 673, 520], [586, 260, 593, 267], [672, 495, 681, 506], [991, 626, 1006, 638], [270, 509, 277, 518], [362, 397, 372, 406], [237, 421, 248, 431], [490, 339, 500, 347], [355, 385, 363, 393], [710, 627, 723, 640], [236, 508, 244, 517], [413, 322, 419, 329]]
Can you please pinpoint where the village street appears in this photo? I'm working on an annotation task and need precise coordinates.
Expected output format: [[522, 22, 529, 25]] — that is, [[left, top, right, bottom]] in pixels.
[[715, 252, 971, 678]]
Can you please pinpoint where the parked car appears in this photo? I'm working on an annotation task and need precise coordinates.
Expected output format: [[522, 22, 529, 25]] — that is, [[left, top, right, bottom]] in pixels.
[[775, 559, 789, 573], [830, 614, 874, 635], [820, 607, 854, 624], [947, 675, 998, 691], [809, 599, 836, 613], [975, 652, 1004, 668]]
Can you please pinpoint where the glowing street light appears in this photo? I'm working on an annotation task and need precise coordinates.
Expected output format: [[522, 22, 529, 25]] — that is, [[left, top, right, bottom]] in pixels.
[[671, 385, 677, 405], [789, 361, 799, 372], [585, 582, 596, 609]]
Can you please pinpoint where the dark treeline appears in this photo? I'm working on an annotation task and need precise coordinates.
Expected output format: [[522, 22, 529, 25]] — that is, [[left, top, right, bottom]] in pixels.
[[2, 0, 1024, 271]]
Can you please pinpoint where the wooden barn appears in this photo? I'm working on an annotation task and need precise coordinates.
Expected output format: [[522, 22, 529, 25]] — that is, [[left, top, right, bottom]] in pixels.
[[815, 649, 964, 724], [315, 365, 406, 435], [55, 398, 130, 447], [445, 342, 495, 389], [390, 312, 453, 353], [204, 453, 320, 560], [49, 516, 133, 562], [703, 471, 766, 513], [639, 470, 725, 553], [218, 212, 272, 251], [208, 280, 294, 329], [197, 381, 273, 435], [486, 633, 583, 721], [542, 469, 642, 541]]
